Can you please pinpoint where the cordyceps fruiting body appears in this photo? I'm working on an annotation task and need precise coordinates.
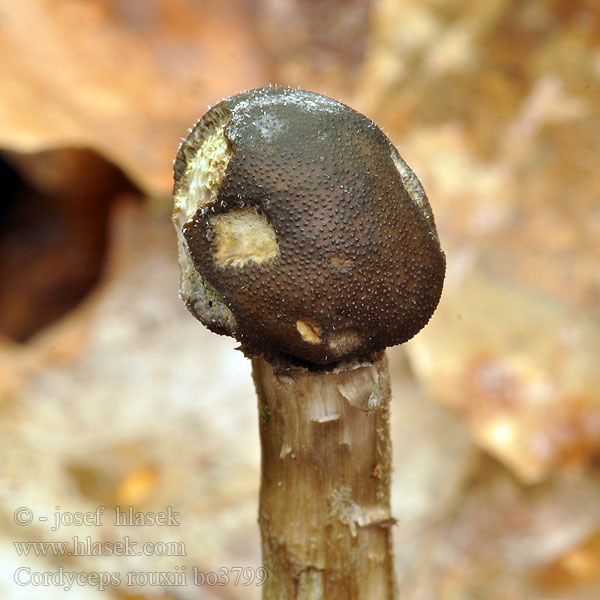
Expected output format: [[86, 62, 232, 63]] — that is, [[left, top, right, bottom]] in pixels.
[[173, 86, 447, 600], [173, 86, 445, 365]]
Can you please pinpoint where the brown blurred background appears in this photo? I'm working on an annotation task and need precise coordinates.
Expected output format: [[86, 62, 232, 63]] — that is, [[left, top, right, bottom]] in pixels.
[[1, 0, 599, 598]]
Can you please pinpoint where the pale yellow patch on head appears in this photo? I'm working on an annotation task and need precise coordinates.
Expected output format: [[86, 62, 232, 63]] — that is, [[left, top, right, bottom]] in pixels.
[[211, 207, 280, 268], [173, 105, 232, 230], [328, 328, 363, 356], [296, 319, 322, 344], [172, 105, 238, 335]]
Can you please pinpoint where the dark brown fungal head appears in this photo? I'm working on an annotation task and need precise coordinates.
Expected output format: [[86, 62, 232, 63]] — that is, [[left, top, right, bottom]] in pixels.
[[173, 87, 445, 365]]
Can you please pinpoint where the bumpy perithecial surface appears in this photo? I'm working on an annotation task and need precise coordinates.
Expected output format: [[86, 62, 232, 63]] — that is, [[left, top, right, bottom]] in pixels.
[[173, 87, 445, 365]]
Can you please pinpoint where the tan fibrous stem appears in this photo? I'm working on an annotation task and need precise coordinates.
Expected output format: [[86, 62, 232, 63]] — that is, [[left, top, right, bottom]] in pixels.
[[252, 352, 396, 600]]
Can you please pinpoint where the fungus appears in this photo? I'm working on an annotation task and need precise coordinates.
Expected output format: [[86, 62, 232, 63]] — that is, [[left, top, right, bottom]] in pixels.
[[173, 87, 444, 365], [173, 87, 445, 599]]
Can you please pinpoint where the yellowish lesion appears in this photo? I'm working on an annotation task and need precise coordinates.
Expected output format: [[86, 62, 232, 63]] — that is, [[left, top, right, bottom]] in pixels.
[[172, 105, 232, 231], [328, 328, 363, 356], [172, 104, 238, 335], [296, 319, 323, 344], [211, 207, 280, 268]]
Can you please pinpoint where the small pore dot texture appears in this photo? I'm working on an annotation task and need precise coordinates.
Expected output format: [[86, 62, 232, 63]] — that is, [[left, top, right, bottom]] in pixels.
[[177, 87, 446, 365]]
